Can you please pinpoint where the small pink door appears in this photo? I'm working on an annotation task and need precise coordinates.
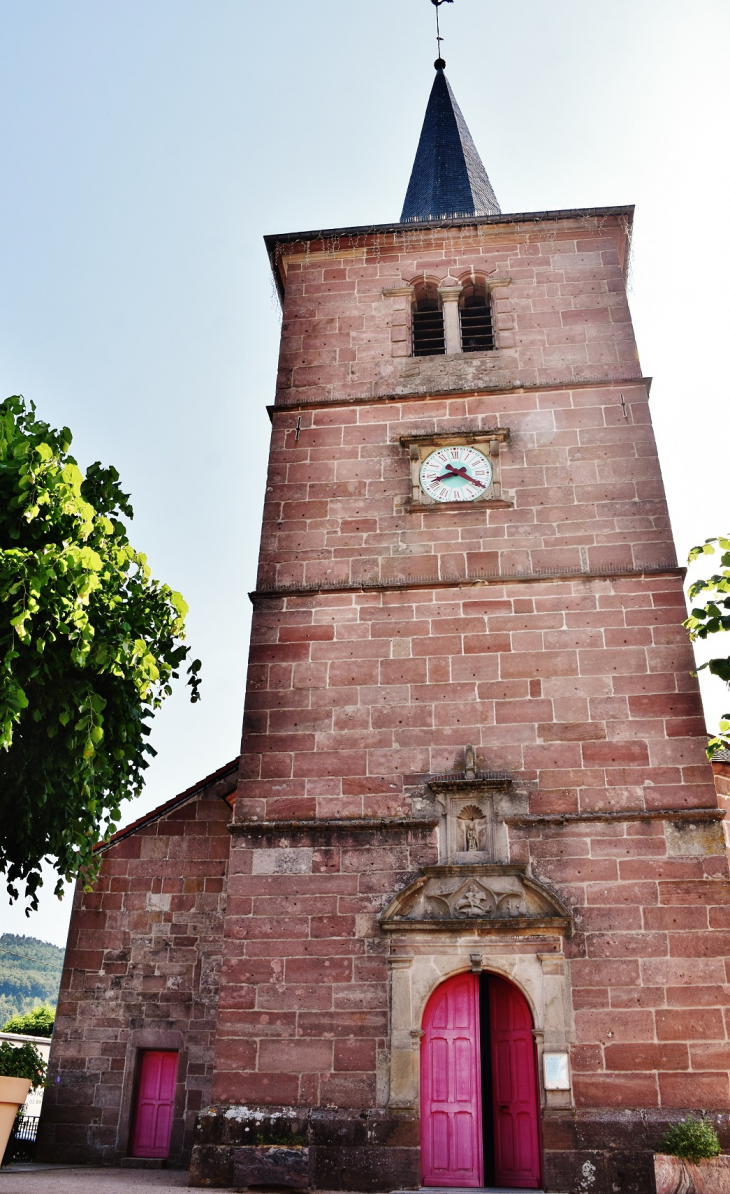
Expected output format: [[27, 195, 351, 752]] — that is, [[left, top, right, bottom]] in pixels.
[[490, 976, 542, 1189], [130, 1050, 178, 1158], [420, 973, 483, 1188]]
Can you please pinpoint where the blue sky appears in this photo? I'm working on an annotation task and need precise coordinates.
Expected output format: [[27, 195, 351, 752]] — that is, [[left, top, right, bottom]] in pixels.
[[1, 0, 729, 945]]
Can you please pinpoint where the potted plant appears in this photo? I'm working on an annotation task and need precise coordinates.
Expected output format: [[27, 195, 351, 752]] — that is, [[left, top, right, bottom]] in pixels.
[[654, 1116, 730, 1194], [0, 1041, 47, 1166]]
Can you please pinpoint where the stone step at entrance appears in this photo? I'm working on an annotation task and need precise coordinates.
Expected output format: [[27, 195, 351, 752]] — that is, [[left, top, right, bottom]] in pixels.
[[390, 1188, 554, 1194], [120, 1157, 166, 1169]]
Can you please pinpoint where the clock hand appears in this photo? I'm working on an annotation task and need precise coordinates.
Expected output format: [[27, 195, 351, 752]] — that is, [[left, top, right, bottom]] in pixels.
[[433, 464, 486, 488]]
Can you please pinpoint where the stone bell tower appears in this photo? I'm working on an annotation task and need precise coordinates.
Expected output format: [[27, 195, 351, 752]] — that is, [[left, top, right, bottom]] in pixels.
[[194, 56, 729, 1194]]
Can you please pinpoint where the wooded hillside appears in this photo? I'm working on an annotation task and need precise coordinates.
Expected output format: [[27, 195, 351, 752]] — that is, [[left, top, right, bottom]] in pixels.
[[0, 934, 64, 1024]]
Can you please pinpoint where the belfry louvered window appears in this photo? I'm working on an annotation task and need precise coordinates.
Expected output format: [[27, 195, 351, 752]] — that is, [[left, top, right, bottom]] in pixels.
[[459, 281, 495, 352], [412, 283, 445, 357]]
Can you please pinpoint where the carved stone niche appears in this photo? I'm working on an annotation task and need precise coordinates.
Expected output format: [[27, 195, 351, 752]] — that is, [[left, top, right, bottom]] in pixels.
[[412, 747, 529, 864], [380, 864, 570, 935]]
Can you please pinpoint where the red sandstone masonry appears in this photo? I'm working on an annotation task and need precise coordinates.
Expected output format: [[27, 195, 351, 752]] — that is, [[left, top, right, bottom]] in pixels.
[[213, 211, 728, 1133], [257, 381, 672, 592], [38, 787, 232, 1166], [510, 816, 730, 1108], [213, 823, 433, 1107], [273, 216, 636, 402], [239, 578, 712, 817]]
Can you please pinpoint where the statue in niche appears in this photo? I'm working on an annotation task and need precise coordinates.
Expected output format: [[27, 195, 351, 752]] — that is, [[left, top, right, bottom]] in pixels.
[[457, 803, 486, 853], [464, 744, 477, 779]]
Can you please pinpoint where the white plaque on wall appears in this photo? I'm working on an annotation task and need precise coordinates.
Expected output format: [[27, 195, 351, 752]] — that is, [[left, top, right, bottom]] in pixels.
[[543, 1051, 570, 1090]]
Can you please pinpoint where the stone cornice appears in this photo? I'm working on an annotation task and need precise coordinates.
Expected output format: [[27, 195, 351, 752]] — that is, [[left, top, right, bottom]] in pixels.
[[229, 816, 438, 836], [249, 562, 682, 603], [427, 773, 512, 792], [264, 203, 634, 255], [506, 808, 725, 826], [266, 374, 652, 419]]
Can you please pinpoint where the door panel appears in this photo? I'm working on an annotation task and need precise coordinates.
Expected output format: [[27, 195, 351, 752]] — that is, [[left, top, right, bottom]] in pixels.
[[130, 1050, 178, 1158], [454, 1038, 472, 1101], [489, 976, 541, 1189], [431, 1037, 448, 1101], [421, 973, 483, 1187]]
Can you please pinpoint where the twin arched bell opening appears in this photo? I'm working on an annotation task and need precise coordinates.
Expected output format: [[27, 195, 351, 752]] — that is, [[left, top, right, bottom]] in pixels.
[[411, 278, 495, 356]]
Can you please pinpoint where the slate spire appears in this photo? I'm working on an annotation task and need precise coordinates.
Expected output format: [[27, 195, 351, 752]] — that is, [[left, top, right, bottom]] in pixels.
[[400, 61, 500, 223]]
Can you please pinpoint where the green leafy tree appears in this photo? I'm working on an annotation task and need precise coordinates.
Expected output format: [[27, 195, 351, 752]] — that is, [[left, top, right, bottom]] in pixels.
[[685, 537, 730, 758], [0, 1039, 47, 1087], [1, 1003, 55, 1037], [0, 395, 200, 908], [0, 933, 64, 1022]]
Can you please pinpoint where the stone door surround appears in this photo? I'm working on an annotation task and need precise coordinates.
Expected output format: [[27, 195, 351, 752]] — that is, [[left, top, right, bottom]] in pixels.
[[386, 945, 574, 1117]]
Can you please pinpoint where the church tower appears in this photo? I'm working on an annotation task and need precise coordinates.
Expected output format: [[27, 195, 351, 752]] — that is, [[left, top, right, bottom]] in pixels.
[[196, 58, 729, 1194]]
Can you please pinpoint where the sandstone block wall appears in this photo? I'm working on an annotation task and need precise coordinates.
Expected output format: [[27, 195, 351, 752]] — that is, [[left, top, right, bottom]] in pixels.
[[37, 771, 235, 1166], [512, 813, 730, 1110], [241, 575, 713, 818], [197, 210, 729, 1194], [259, 379, 676, 593], [212, 821, 435, 1109], [271, 210, 637, 404], [213, 213, 727, 1156], [224, 574, 723, 1122]]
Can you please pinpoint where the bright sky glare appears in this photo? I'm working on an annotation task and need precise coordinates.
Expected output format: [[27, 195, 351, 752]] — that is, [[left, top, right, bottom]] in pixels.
[[1, 0, 728, 946]]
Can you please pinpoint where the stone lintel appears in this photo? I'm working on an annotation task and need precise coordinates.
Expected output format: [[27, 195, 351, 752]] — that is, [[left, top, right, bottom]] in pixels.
[[380, 916, 571, 934], [229, 816, 438, 835], [398, 426, 510, 447]]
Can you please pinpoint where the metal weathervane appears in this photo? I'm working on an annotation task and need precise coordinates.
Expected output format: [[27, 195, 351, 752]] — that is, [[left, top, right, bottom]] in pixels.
[[431, 0, 453, 66]]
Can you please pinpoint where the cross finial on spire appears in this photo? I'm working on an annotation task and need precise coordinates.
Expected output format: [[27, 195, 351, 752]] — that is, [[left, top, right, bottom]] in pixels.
[[431, 0, 453, 70]]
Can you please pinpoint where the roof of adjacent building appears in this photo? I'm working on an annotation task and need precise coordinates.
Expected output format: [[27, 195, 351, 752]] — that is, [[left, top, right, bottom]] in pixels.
[[400, 63, 500, 223], [93, 757, 239, 853]]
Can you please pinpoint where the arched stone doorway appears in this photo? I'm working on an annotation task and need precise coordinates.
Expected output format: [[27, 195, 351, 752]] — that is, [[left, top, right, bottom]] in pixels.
[[420, 970, 542, 1190]]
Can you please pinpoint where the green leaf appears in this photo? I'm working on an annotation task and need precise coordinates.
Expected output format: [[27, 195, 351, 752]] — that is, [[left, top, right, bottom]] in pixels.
[[686, 534, 730, 752], [0, 393, 202, 910]]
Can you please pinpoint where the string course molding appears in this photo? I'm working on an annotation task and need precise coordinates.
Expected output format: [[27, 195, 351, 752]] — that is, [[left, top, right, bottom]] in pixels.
[[249, 561, 683, 603]]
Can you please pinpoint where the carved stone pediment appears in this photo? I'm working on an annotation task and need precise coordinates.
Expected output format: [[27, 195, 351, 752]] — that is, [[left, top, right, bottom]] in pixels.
[[380, 865, 571, 935]]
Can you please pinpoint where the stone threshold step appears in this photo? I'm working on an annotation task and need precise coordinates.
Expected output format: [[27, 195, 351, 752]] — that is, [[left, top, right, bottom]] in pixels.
[[390, 1188, 553, 1194], [120, 1157, 166, 1169]]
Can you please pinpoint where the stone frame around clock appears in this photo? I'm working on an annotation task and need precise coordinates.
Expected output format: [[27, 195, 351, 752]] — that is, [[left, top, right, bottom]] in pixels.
[[399, 427, 512, 510]]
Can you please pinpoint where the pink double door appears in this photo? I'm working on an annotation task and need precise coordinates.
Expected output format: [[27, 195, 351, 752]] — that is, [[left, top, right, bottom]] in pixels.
[[130, 1050, 178, 1159], [420, 972, 541, 1190]]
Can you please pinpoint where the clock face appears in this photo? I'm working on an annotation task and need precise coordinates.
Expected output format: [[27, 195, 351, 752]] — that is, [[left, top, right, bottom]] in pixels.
[[419, 445, 493, 503]]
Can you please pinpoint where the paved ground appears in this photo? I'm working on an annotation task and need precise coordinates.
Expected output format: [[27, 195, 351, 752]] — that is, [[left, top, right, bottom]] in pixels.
[[0, 1172, 549, 1194], [0, 1169, 190, 1194]]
